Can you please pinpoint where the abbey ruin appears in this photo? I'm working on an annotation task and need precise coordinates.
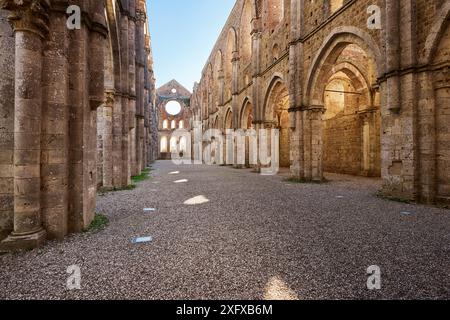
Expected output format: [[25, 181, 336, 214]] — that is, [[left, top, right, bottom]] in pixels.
[[189, 0, 450, 205], [0, 0, 158, 251]]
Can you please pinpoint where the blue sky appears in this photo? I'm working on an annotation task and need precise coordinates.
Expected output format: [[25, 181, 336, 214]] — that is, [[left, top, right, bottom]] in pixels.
[[147, 0, 236, 92]]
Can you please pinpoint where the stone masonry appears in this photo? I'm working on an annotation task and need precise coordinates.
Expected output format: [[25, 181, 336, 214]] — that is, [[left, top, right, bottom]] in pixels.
[[0, 0, 158, 251], [190, 0, 450, 205]]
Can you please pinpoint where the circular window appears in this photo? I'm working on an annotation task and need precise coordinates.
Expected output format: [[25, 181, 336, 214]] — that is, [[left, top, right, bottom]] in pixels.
[[171, 88, 177, 94], [165, 100, 182, 116]]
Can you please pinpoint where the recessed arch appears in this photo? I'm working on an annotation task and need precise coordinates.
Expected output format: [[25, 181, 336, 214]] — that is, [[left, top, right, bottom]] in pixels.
[[160, 136, 168, 153], [421, 1, 450, 65], [225, 28, 238, 101], [240, 98, 253, 130], [240, 0, 253, 66], [305, 27, 383, 106], [105, 0, 122, 91], [263, 74, 287, 121], [263, 75, 290, 168], [224, 107, 234, 130]]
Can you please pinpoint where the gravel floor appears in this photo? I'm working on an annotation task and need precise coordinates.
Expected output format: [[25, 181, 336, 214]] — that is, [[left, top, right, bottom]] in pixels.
[[0, 160, 449, 300]]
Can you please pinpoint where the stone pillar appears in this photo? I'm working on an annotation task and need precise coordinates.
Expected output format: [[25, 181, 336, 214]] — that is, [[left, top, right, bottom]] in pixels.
[[0, 9, 15, 242], [120, 13, 130, 186], [41, 7, 69, 240], [103, 92, 114, 188], [288, 0, 304, 179], [385, 0, 401, 113], [301, 106, 325, 181], [0, 0, 50, 250], [113, 94, 124, 188]]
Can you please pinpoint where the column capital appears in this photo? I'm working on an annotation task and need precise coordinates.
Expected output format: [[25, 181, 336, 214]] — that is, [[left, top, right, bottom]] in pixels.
[[305, 105, 326, 113], [105, 91, 116, 105], [1, 0, 51, 38], [136, 9, 146, 24]]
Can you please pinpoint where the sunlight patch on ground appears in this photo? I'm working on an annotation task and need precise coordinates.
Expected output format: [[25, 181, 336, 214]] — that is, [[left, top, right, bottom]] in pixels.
[[263, 276, 299, 300], [174, 179, 188, 183], [184, 195, 210, 205], [169, 171, 180, 175]]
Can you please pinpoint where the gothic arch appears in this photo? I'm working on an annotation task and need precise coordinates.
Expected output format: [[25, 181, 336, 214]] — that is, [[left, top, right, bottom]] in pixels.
[[240, 0, 253, 66], [305, 26, 383, 106], [224, 106, 234, 130], [421, 1, 450, 65], [240, 97, 253, 129], [263, 73, 287, 121], [225, 28, 238, 101], [105, 0, 122, 91], [319, 61, 373, 109]]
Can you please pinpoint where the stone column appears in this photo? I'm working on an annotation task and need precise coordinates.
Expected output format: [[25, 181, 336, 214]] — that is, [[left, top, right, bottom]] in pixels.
[[309, 106, 325, 181], [288, 0, 304, 180], [385, 0, 401, 113], [103, 92, 114, 188], [120, 12, 130, 186], [217, 69, 224, 108], [0, 9, 15, 242], [0, 0, 50, 250], [41, 6, 69, 240], [113, 94, 124, 188]]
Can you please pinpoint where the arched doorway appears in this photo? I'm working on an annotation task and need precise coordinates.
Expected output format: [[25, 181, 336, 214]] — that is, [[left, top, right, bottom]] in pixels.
[[224, 108, 234, 164], [241, 100, 254, 167], [264, 78, 290, 169], [309, 41, 381, 179]]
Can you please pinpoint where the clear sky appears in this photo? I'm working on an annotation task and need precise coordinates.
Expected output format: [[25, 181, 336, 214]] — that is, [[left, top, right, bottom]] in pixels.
[[147, 0, 236, 92]]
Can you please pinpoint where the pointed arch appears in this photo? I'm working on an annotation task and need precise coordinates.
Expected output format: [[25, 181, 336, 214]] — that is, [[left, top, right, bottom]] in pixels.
[[105, 0, 122, 91], [240, 0, 253, 66], [305, 27, 383, 106], [263, 73, 287, 121], [421, 1, 450, 65]]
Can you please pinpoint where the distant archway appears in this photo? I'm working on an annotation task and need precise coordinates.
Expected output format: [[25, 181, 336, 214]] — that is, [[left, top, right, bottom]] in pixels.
[[264, 77, 290, 168]]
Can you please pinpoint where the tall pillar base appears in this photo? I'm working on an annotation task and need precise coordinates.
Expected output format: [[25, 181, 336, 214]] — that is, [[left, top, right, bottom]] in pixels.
[[0, 229, 46, 253]]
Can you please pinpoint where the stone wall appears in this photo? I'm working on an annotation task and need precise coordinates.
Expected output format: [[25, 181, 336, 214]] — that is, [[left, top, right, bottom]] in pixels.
[[0, 0, 158, 251], [191, 0, 450, 204], [0, 9, 14, 241]]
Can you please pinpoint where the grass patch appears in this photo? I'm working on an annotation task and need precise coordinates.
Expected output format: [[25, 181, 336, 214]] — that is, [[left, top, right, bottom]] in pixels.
[[84, 213, 109, 233], [131, 168, 152, 184], [284, 177, 330, 184]]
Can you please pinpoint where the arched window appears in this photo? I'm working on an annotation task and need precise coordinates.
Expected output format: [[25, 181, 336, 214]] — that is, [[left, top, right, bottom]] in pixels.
[[240, 0, 253, 66], [163, 119, 169, 129], [170, 137, 178, 153], [180, 136, 187, 153], [179, 120, 184, 129], [171, 120, 177, 129], [160, 136, 168, 152]]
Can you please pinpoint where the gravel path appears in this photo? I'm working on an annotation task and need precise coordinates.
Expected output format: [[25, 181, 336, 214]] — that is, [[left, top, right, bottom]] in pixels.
[[0, 160, 449, 300]]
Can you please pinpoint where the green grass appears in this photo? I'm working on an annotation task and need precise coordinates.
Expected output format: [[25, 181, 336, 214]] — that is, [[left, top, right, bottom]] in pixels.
[[284, 177, 330, 184], [97, 168, 153, 196], [131, 168, 152, 184], [84, 214, 109, 233]]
